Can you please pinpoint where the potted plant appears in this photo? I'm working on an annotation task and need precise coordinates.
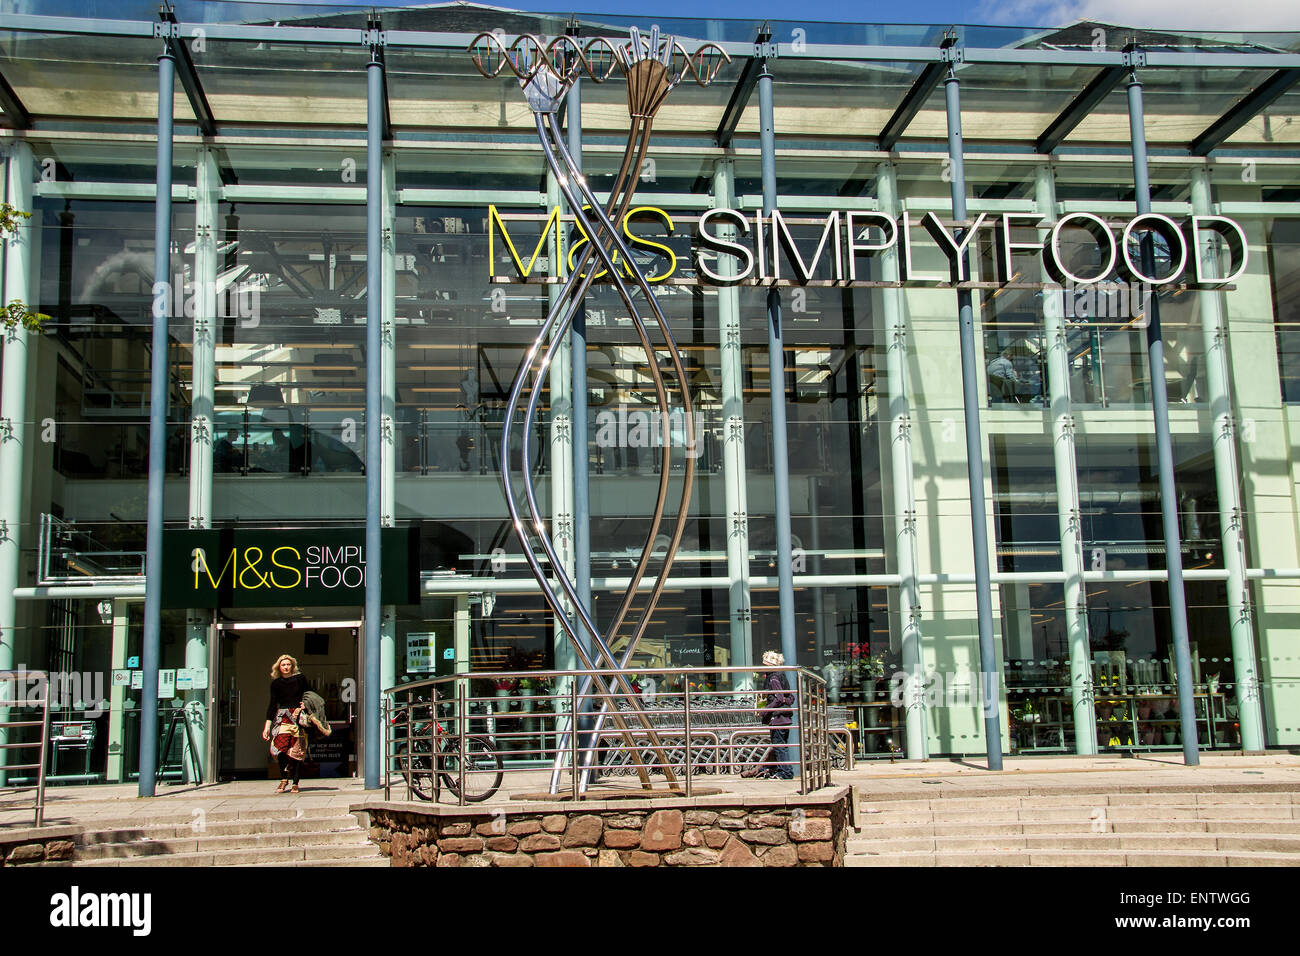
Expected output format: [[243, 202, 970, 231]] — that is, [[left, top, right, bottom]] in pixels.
[[494, 677, 516, 710], [517, 676, 536, 713]]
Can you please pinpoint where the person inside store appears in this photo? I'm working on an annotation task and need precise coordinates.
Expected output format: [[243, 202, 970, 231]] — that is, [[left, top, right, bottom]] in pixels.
[[742, 650, 794, 780], [262, 653, 309, 794], [987, 348, 1020, 403]]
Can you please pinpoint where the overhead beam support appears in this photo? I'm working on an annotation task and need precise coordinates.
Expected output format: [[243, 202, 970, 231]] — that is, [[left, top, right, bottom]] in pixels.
[[1191, 68, 1300, 155], [0, 66, 32, 129], [879, 36, 958, 151], [716, 55, 762, 147], [159, 7, 217, 138], [1035, 65, 1127, 154]]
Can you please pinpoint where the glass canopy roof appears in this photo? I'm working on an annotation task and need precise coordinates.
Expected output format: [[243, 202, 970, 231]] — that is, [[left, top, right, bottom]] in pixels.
[[0, 3, 1297, 152]]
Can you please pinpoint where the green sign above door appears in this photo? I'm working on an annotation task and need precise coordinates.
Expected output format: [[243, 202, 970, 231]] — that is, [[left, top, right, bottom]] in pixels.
[[162, 527, 419, 609]]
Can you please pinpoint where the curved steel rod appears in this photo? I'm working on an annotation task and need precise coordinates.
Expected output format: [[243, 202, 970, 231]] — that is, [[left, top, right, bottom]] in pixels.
[[524, 117, 678, 789], [501, 114, 682, 789], [545, 117, 698, 789]]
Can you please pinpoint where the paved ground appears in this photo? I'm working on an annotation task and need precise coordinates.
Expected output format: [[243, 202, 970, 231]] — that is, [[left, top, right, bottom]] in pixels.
[[3, 752, 1298, 829]]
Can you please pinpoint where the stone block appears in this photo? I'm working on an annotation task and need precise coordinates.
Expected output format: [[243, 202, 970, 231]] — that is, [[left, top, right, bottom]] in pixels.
[[508, 820, 541, 836], [541, 814, 567, 833], [562, 814, 604, 848], [520, 833, 562, 852], [435, 853, 462, 867], [682, 830, 703, 847], [642, 810, 684, 851], [797, 841, 835, 863], [603, 829, 641, 849], [441, 822, 472, 837], [622, 850, 660, 867], [485, 836, 518, 852], [492, 852, 534, 867], [761, 845, 799, 867], [738, 828, 786, 846], [598, 849, 624, 867], [703, 829, 730, 850], [718, 838, 761, 867], [664, 847, 720, 866], [790, 819, 833, 842], [476, 821, 509, 837], [535, 850, 592, 867], [683, 810, 718, 825], [437, 837, 484, 853], [44, 841, 74, 861], [606, 814, 645, 829]]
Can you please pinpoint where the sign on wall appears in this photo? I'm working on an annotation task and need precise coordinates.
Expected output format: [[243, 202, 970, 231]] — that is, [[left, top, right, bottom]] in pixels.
[[161, 527, 419, 609]]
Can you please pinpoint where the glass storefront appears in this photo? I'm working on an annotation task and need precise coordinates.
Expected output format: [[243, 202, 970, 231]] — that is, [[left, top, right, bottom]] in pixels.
[[2, 4, 1299, 782]]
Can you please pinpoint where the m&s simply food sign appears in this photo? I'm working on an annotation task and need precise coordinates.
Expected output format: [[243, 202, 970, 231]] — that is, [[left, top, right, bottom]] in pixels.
[[162, 528, 418, 608]]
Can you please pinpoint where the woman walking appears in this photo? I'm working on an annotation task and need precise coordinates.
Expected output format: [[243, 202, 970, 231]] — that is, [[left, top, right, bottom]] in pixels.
[[743, 650, 794, 779], [262, 653, 309, 794]]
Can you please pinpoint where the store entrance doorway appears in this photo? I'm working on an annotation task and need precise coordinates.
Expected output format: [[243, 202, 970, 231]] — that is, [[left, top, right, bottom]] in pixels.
[[216, 611, 361, 780]]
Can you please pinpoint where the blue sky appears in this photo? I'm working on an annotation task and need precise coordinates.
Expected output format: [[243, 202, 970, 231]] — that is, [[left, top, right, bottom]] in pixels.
[[37, 0, 1296, 32]]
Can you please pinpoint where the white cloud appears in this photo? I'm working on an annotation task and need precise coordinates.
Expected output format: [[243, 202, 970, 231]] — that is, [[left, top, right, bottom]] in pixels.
[[977, 0, 1300, 32]]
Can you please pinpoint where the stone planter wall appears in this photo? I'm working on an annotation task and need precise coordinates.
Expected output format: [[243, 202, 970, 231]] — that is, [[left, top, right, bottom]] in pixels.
[[0, 825, 79, 866], [363, 788, 852, 867]]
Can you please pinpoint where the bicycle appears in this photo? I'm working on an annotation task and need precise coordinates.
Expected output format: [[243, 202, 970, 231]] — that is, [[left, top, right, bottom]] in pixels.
[[392, 696, 503, 803]]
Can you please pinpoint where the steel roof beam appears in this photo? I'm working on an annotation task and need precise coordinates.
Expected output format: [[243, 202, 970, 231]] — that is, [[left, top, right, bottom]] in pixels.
[[159, 10, 217, 139], [1035, 65, 1127, 154], [879, 37, 959, 152], [1191, 68, 1300, 155], [0, 65, 32, 129], [716, 55, 761, 148]]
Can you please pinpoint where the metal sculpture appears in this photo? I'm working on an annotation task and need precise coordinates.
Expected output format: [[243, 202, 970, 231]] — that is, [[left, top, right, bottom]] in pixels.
[[468, 27, 728, 794]]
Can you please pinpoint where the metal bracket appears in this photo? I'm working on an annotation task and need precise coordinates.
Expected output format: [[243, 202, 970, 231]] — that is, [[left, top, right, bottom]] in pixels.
[[188, 516, 205, 530], [552, 414, 571, 441], [725, 415, 744, 442], [940, 43, 964, 64], [755, 40, 778, 59], [154, 21, 180, 40], [380, 415, 394, 441], [736, 606, 752, 623], [902, 508, 917, 533], [363, 28, 386, 49], [1122, 45, 1146, 69], [0, 519, 8, 542], [731, 511, 747, 537], [191, 416, 210, 444]]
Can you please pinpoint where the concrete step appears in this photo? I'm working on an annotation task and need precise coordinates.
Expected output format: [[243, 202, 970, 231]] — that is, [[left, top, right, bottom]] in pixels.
[[860, 791, 1300, 811], [79, 814, 364, 845], [856, 805, 1296, 825], [243, 856, 389, 868], [856, 817, 1300, 837], [79, 826, 370, 860], [848, 833, 1300, 854], [70, 805, 353, 830], [78, 841, 383, 867], [845, 848, 1300, 867]]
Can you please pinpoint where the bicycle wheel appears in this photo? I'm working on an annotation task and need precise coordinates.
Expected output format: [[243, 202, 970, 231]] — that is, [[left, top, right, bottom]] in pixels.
[[396, 740, 436, 801], [439, 735, 504, 803]]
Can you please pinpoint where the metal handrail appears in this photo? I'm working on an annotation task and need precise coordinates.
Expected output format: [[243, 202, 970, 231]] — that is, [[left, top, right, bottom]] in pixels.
[[0, 670, 52, 826], [384, 665, 831, 806]]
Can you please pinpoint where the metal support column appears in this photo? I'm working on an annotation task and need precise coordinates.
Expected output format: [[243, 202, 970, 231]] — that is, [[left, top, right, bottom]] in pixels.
[[1035, 164, 1096, 755], [381, 147, 398, 698], [186, 145, 220, 781], [1126, 65, 1200, 765], [547, 165, 577, 671], [942, 60, 1004, 769], [0, 142, 34, 786], [568, 76, 592, 630], [140, 47, 176, 796], [712, 158, 754, 685], [363, 46, 384, 789], [757, 59, 798, 674], [876, 161, 927, 758], [1191, 166, 1264, 752]]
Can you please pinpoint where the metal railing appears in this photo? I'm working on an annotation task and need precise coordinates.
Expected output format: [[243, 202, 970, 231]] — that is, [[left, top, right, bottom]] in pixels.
[[384, 665, 832, 806], [0, 670, 52, 826]]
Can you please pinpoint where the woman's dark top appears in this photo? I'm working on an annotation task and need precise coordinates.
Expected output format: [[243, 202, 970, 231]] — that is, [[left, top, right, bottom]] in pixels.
[[266, 674, 308, 720], [761, 671, 793, 727]]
